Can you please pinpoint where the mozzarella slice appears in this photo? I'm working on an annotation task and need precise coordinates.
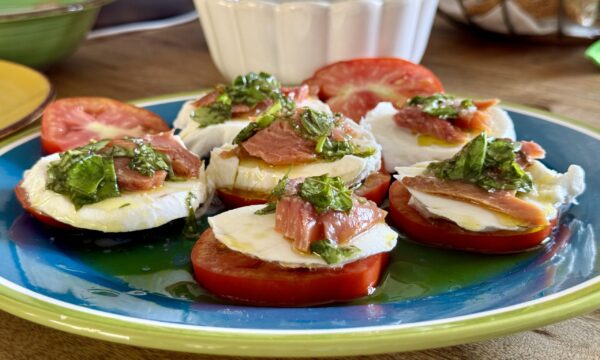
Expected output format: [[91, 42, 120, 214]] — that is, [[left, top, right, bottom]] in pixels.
[[173, 96, 332, 158], [21, 153, 207, 232], [362, 102, 516, 172], [206, 119, 381, 194], [209, 205, 398, 268], [394, 160, 585, 232]]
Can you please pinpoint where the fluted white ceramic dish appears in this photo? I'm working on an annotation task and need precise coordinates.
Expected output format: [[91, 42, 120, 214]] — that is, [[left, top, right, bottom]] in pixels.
[[194, 0, 439, 84]]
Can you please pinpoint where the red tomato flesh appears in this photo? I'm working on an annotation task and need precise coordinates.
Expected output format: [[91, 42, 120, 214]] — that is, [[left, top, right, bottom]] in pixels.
[[388, 181, 555, 254], [303, 58, 444, 122], [41, 97, 170, 154], [15, 182, 73, 229], [354, 172, 391, 206], [191, 228, 389, 306]]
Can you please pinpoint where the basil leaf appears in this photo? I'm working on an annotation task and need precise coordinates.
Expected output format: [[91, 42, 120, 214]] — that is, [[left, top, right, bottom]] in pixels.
[[233, 101, 282, 144], [427, 133, 533, 192], [318, 138, 376, 161], [66, 155, 105, 196], [255, 174, 289, 215], [298, 175, 353, 213], [296, 108, 335, 141], [310, 239, 360, 265], [254, 202, 276, 215], [47, 152, 120, 209], [190, 101, 232, 128], [408, 93, 474, 119], [182, 192, 200, 238]]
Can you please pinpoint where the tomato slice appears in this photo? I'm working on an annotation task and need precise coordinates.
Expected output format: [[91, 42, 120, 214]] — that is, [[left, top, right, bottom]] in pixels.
[[41, 97, 170, 154], [354, 172, 391, 205], [388, 181, 555, 254], [216, 188, 269, 209], [191, 228, 389, 306], [14, 182, 73, 229], [303, 58, 444, 122]]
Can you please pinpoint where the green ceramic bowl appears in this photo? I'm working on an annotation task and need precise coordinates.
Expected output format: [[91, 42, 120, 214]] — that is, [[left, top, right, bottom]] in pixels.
[[0, 0, 113, 69]]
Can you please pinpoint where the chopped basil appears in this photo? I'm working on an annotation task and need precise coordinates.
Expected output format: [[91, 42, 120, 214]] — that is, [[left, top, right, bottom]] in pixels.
[[47, 146, 120, 209], [118, 203, 131, 208], [318, 138, 376, 161], [298, 175, 353, 214], [408, 93, 475, 119], [310, 239, 360, 265], [191, 72, 294, 128], [427, 133, 533, 192], [128, 139, 170, 176], [46, 137, 175, 209], [190, 101, 231, 128], [233, 100, 283, 144], [255, 174, 289, 215], [182, 192, 200, 238], [296, 108, 336, 141]]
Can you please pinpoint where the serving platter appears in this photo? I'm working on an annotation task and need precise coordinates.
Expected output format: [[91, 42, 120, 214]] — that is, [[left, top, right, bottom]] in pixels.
[[0, 92, 598, 357]]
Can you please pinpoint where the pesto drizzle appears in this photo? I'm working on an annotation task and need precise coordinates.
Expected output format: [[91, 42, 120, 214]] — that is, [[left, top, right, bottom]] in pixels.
[[190, 72, 294, 128], [426, 133, 533, 192], [46, 138, 174, 209], [408, 93, 475, 119]]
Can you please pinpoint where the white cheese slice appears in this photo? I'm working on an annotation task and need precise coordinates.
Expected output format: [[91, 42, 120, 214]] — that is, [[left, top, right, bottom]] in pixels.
[[362, 102, 516, 172], [21, 153, 207, 233], [206, 119, 382, 194], [209, 205, 398, 268]]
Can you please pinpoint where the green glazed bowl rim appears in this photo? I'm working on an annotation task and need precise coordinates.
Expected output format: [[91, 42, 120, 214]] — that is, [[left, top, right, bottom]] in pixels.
[[0, 0, 113, 22]]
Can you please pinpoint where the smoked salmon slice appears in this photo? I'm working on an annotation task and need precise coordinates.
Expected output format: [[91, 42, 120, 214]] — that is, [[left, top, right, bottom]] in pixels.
[[401, 176, 549, 228], [275, 196, 387, 253], [241, 120, 317, 165]]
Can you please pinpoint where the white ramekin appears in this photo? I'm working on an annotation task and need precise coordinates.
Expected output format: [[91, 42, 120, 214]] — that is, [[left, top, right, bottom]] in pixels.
[[194, 0, 439, 84]]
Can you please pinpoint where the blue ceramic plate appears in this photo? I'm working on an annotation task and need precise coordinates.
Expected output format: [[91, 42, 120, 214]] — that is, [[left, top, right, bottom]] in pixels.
[[0, 93, 598, 357]]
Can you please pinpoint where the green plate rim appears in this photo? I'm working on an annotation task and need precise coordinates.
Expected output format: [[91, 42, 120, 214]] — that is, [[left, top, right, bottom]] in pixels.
[[0, 92, 598, 357]]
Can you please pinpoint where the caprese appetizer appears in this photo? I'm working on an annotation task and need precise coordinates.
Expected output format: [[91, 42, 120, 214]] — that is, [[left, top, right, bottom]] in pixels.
[[41, 97, 170, 154], [206, 105, 384, 208], [389, 133, 585, 253], [191, 174, 398, 306], [16, 132, 207, 232], [173, 72, 330, 158], [362, 93, 516, 172]]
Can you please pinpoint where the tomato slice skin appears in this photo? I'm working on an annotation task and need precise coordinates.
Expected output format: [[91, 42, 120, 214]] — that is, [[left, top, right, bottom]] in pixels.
[[303, 58, 444, 122], [191, 228, 389, 306], [216, 188, 269, 209], [354, 172, 391, 206], [14, 182, 73, 229], [41, 97, 170, 154], [388, 181, 555, 254]]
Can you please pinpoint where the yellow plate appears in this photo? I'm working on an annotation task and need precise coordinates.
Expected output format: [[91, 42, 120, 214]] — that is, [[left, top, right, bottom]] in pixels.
[[0, 60, 54, 138]]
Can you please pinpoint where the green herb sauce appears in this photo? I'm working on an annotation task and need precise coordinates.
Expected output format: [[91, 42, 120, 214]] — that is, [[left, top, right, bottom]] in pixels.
[[191, 72, 294, 128], [427, 132, 533, 192], [46, 138, 174, 209], [310, 239, 360, 265], [409, 93, 475, 119]]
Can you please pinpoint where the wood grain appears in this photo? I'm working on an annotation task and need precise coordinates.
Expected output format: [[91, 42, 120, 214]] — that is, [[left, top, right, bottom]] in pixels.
[[1, 16, 599, 360]]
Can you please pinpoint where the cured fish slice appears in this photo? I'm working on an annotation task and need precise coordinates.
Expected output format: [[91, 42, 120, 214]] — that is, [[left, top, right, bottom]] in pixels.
[[275, 196, 387, 252], [401, 175, 549, 227], [394, 107, 467, 143], [241, 120, 317, 165]]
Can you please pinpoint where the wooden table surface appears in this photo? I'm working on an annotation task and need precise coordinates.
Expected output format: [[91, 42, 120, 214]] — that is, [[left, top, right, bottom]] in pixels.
[[1, 16, 600, 360]]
